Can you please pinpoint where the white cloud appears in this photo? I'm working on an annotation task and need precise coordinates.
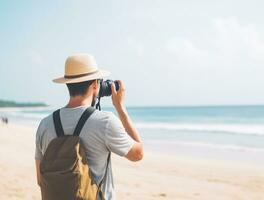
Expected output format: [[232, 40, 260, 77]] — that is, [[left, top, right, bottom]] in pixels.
[[165, 17, 264, 69], [165, 37, 208, 66], [211, 17, 264, 64]]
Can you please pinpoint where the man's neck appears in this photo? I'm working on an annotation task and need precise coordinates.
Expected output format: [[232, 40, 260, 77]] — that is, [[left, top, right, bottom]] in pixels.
[[65, 96, 93, 108]]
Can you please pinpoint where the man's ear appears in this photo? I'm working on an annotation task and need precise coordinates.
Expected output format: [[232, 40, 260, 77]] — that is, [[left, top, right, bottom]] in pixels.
[[92, 79, 99, 89]]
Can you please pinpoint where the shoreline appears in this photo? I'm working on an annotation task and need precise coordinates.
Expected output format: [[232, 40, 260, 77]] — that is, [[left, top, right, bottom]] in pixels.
[[3, 121, 264, 167], [0, 106, 52, 112]]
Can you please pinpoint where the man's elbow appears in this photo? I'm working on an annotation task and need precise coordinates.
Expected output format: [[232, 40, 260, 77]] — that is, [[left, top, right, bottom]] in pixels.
[[131, 147, 144, 162], [125, 142, 144, 162], [136, 150, 144, 161]]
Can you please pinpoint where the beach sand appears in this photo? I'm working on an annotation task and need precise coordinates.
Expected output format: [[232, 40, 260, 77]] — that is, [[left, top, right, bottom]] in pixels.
[[0, 123, 263, 200]]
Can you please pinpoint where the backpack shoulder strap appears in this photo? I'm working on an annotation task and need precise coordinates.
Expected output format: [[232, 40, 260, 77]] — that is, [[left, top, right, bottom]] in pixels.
[[53, 109, 65, 137], [97, 152, 111, 199], [73, 106, 96, 136]]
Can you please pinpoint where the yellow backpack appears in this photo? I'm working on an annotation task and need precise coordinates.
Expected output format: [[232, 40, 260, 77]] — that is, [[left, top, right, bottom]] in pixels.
[[40, 107, 110, 200]]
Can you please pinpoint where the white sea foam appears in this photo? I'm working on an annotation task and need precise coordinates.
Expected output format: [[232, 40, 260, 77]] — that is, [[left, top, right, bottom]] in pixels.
[[5, 111, 48, 120], [135, 122, 264, 136], [146, 140, 264, 153]]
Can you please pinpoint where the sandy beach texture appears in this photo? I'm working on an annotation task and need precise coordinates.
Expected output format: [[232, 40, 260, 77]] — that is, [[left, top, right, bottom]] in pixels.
[[0, 123, 263, 200]]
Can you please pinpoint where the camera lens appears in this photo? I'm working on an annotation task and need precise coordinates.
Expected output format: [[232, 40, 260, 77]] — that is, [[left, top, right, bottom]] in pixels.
[[99, 79, 120, 98]]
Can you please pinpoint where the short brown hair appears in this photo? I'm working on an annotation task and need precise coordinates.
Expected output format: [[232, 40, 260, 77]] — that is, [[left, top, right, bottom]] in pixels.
[[66, 80, 96, 97]]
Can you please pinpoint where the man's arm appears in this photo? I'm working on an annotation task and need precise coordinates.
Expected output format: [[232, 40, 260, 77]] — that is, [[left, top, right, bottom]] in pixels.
[[111, 80, 144, 162], [35, 159, 41, 187]]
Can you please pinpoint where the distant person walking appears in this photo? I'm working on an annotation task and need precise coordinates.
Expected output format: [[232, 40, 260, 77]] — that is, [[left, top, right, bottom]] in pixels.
[[1, 117, 8, 126]]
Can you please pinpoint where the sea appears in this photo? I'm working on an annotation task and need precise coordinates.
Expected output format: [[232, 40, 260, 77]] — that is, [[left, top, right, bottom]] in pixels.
[[1, 105, 264, 165]]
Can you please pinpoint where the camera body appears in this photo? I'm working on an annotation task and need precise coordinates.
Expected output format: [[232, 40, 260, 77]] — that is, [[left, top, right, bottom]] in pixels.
[[99, 79, 120, 98]]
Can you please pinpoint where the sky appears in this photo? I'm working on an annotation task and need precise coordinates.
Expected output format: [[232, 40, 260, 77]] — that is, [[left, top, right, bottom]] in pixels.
[[1, 0, 264, 107]]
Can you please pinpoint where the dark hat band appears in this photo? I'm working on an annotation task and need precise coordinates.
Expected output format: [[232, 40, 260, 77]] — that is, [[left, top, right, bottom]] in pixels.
[[64, 70, 99, 79]]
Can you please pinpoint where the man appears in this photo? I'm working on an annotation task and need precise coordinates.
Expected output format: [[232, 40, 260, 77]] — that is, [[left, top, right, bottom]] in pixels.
[[35, 54, 143, 199]]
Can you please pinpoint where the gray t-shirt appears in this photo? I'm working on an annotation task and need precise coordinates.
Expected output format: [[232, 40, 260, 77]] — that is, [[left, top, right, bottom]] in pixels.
[[35, 105, 135, 200]]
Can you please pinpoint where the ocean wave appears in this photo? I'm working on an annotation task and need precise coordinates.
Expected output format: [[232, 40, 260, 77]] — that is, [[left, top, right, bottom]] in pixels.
[[146, 140, 264, 153], [135, 122, 264, 136], [1, 111, 49, 121]]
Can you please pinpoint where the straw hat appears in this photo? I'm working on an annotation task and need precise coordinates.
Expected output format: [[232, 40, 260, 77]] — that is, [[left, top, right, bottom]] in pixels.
[[52, 53, 110, 84]]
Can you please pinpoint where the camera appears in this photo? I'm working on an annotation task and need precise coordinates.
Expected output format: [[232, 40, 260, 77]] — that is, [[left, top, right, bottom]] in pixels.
[[99, 79, 120, 98]]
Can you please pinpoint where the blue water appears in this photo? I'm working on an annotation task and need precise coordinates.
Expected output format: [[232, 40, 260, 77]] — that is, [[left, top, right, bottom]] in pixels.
[[11, 105, 264, 123], [1, 105, 264, 164], [127, 105, 264, 124]]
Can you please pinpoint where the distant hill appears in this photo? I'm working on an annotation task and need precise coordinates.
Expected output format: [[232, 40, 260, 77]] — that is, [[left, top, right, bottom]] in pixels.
[[0, 99, 49, 107]]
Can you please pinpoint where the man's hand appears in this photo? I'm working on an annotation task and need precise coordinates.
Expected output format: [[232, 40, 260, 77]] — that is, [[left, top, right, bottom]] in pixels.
[[111, 80, 125, 109]]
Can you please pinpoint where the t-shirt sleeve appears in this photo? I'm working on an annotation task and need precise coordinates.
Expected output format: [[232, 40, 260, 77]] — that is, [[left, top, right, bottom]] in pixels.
[[35, 119, 44, 160], [104, 112, 135, 156]]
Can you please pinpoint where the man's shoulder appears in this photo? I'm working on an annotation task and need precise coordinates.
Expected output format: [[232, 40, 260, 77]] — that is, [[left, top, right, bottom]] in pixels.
[[92, 109, 116, 120], [92, 110, 124, 132], [89, 110, 118, 127], [41, 113, 53, 125], [36, 113, 54, 133]]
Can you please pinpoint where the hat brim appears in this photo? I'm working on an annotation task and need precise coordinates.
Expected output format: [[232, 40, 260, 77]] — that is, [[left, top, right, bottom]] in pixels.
[[52, 69, 111, 84]]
